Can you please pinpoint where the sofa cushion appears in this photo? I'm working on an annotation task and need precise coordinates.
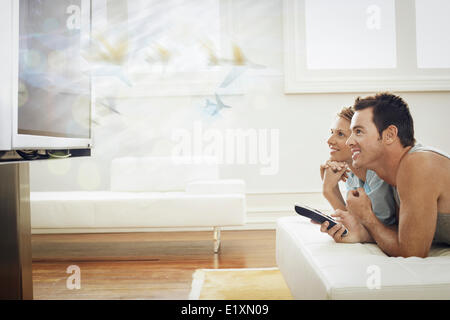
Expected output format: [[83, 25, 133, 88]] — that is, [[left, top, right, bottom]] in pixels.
[[276, 216, 450, 299], [31, 191, 245, 229], [110, 156, 219, 192]]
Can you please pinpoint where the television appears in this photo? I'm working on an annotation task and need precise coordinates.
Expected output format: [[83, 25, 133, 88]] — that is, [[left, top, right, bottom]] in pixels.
[[0, 0, 93, 161]]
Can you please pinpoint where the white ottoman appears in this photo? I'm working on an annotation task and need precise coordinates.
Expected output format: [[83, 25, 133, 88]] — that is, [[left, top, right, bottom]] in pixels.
[[276, 216, 450, 299]]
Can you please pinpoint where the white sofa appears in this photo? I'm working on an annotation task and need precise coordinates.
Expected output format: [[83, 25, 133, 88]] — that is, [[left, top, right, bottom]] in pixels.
[[276, 216, 450, 299], [31, 157, 246, 253]]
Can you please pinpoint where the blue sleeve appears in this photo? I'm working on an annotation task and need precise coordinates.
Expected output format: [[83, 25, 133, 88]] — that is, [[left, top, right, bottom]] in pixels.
[[365, 171, 397, 225], [344, 173, 357, 192]]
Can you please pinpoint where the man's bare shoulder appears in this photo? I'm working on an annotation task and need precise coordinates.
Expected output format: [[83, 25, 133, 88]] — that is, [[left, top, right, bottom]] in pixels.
[[401, 150, 448, 172], [400, 151, 433, 171], [397, 150, 449, 194]]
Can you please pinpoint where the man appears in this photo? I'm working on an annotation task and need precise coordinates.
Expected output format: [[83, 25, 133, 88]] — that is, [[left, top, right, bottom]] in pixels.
[[321, 93, 450, 258]]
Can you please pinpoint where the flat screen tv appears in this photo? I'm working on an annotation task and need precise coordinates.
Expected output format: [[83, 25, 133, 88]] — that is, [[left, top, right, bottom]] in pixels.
[[0, 0, 93, 160]]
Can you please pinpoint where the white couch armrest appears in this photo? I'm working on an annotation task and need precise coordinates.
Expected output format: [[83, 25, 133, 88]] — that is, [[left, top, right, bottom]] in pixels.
[[186, 179, 245, 194]]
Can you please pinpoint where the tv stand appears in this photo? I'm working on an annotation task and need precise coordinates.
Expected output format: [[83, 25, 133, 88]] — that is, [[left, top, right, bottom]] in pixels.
[[0, 162, 33, 299]]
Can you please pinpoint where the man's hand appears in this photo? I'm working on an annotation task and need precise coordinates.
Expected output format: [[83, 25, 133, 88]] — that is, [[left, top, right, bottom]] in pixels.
[[311, 209, 372, 243], [346, 187, 376, 225]]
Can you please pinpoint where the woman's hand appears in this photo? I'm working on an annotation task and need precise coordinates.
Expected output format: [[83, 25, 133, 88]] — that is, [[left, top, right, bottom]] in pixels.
[[321, 163, 349, 193], [320, 160, 350, 182], [320, 161, 350, 211]]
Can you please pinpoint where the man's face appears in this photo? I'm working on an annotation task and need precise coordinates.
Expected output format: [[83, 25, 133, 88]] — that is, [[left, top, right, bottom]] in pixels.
[[346, 108, 384, 169]]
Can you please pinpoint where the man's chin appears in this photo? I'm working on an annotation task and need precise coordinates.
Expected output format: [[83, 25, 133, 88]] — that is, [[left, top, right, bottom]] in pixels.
[[352, 159, 363, 168]]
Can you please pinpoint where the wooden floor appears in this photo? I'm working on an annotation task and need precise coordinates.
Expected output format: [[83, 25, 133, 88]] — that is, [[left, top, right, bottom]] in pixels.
[[31, 229, 277, 300]]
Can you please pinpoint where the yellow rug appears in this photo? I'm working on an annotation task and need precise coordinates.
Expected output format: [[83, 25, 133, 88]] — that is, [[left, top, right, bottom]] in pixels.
[[189, 267, 293, 300]]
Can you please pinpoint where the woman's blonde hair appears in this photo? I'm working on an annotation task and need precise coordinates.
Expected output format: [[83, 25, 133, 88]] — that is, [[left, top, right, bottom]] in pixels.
[[337, 106, 354, 122]]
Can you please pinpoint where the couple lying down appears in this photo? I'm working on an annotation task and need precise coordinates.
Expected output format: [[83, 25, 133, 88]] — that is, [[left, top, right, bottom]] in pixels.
[[314, 92, 450, 258]]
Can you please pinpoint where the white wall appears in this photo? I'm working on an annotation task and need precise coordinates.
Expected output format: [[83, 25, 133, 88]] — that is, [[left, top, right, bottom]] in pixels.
[[30, 0, 450, 195]]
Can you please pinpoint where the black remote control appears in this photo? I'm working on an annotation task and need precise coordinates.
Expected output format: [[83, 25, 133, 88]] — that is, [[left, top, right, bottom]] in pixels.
[[295, 204, 348, 236]]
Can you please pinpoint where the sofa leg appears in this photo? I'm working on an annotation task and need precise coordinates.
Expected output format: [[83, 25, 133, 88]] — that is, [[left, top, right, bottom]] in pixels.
[[213, 227, 221, 254]]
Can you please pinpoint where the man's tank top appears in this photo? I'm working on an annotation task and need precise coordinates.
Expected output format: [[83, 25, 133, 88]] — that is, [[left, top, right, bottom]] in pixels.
[[392, 144, 450, 245]]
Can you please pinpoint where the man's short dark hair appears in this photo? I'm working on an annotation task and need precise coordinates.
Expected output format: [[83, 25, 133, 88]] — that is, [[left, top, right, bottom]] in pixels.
[[353, 92, 416, 147]]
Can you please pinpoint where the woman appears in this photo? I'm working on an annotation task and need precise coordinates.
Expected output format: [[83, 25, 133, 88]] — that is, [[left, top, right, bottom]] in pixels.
[[317, 107, 397, 241]]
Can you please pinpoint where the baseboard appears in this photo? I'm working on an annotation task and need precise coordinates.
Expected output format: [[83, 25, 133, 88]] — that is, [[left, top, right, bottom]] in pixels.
[[31, 191, 331, 234]]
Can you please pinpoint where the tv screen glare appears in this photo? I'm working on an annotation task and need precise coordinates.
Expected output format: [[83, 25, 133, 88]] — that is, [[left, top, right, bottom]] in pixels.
[[18, 0, 91, 140], [0, 0, 93, 154]]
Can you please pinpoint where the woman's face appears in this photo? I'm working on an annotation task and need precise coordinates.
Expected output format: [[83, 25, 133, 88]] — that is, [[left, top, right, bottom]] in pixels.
[[327, 116, 353, 162]]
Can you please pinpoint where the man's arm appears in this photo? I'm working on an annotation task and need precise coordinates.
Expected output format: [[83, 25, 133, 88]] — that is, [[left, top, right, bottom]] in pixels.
[[354, 154, 439, 257], [359, 212, 399, 254]]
